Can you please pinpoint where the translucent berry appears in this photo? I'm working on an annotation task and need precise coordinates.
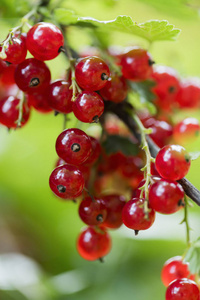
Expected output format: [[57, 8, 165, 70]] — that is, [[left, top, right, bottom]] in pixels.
[[56, 128, 92, 165], [101, 194, 126, 229], [83, 136, 101, 166], [151, 66, 180, 112], [122, 198, 156, 232], [155, 144, 191, 181], [0, 95, 30, 128], [77, 226, 111, 261], [48, 79, 73, 114], [73, 91, 104, 123], [27, 89, 52, 113], [149, 179, 184, 214], [26, 22, 64, 61], [49, 164, 85, 199], [173, 117, 200, 144], [175, 78, 200, 109], [14, 58, 51, 94], [79, 196, 107, 226], [119, 47, 153, 81], [0, 32, 27, 64], [75, 56, 110, 91], [99, 73, 128, 103], [161, 256, 195, 287], [166, 278, 200, 300]]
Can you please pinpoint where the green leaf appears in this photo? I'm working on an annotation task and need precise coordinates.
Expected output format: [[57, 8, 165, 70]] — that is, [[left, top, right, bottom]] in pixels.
[[54, 8, 80, 25], [53, 9, 180, 43], [189, 151, 200, 161], [184, 237, 200, 274], [102, 135, 139, 156], [129, 80, 156, 103], [77, 16, 181, 42]]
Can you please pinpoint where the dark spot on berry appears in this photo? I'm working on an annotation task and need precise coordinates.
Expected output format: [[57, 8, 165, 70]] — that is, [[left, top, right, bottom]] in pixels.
[[54, 111, 59, 116], [168, 86, 176, 93], [178, 199, 185, 207], [71, 143, 81, 152], [134, 230, 139, 236], [57, 184, 66, 193], [101, 73, 109, 81], [92, 115, 99, 123], [148, 59, 155, 66], [184, 155, 190, 163], [29, 77, 40, 87], [96, 214, 104, 222], [99, 257, 104, 263]]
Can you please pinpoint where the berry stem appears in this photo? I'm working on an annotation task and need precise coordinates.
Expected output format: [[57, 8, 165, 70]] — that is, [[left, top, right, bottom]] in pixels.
[[16, 93, 26, 128], [181, 195, 191, 247], [132, 113, 153, 217]]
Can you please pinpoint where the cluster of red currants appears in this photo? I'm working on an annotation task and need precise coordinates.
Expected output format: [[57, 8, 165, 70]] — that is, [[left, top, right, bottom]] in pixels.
[[162, 256, 200, 300], [1, 20, 200, 297]]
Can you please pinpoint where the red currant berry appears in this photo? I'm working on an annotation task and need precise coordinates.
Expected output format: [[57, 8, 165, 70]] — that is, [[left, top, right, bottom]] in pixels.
[[14, 58, 51, 94], [79, 196, 107, 226], [161, 256, 194, 287], [56, 128, 92, 165], [27, 89, 52, 113], [0, 32, 27, 64], [119, 47, 153, 81], [151, 66, 180, 112], [48, 79, 73, 114], [73, 91, 104, 123], [83, 136, 101, 166], [143, 117, 173, 148], [0, 95, 30, 129], [173, 117, 200, 144], [77, 226, 111, 261], [75, 56, 110, 91], [155, 144, 191, 181], [100, 194, 126, 229], [149, 179, 184, 214], [26, 22, 64, 61], [122, 198, 156, 232], [166, 278, 200, 300], [99, 73, 128, 103], [175, 78, 200, 109], [49, 164, 85, 199]]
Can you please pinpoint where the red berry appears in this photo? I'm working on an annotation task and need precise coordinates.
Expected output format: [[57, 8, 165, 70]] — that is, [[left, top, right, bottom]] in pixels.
[[77, 226, 111, 261], [0, 32, 27, 64], [161, 256, 194, 287], [100, 194, 126, 229], [49, 164, 85, 199], [0, 95, 30, 128], [73, 91, 104, 123], [151, 66, 180, 112], [166, 278, 200, 300], [79, 196, 107, 226], [27, 89, 52, 113], [75, 56, 110, 91], [122, 198, 156, 231], [175, 78, 200, 109], [26, 22, 64, 61], [119, 47, 153, 81], [48, 79, 73, 114], [155, 145, 191, 181], [83, 136, 101, 166], [173, 117, 200, 144], [99, 73, 128, 103], [143, 117, 173, 148], [14, 58, 51, 94], [55, 128, 92, 165], [149, 179, 184, 214]]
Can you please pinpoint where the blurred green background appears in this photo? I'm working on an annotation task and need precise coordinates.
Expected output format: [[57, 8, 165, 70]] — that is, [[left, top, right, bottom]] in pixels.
[[0, 0, 200, 299]]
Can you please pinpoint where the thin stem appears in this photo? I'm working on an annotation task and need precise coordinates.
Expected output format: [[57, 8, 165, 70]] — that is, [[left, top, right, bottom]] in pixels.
[[182, 195, 191, 247], [63, 114, 68, 130], [16, 94, 26, 128], [132, 113, 153, 217]]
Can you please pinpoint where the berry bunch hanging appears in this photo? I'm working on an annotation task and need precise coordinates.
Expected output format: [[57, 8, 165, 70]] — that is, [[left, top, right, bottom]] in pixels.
[[1, 2, 200, 298]]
